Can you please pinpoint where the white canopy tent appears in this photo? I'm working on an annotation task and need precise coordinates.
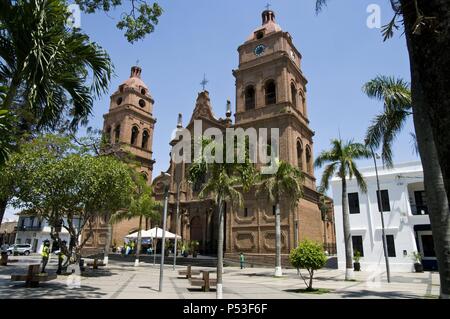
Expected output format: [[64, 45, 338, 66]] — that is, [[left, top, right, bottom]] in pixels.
[[124, 227, 181, 241]]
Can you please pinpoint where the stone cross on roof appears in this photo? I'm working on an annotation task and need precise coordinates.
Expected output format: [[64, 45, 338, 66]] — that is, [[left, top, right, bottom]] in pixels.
[[200, 74, 209, 91]]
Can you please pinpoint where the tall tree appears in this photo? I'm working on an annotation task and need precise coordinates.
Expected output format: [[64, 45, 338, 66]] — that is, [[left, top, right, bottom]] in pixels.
[[110, 180, 162, 267], [314, 139, 370, 280], [6, 134, 134, 264], [316, 0, 450, 298], [363, 75, 450, 298], [258, 160, 304, 277], [188, 138, 255, 299]]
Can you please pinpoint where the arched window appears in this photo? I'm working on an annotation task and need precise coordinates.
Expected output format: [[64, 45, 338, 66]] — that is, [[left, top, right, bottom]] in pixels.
[[291, 83, 297, 108], [142, 130, 149, 149], [131, 126, 139, 146], [306, 145, 312, 174], [265, 80, 276, 105], [297, 141, 303, 170], [114, 125, 121, 143], [245, 86, 256, 110], [105, 126, 112, 143]]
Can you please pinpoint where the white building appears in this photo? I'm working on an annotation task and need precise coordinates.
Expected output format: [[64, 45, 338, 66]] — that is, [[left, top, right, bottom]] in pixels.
[[15, 214, 80, 254], [331, 161, 437, 272]]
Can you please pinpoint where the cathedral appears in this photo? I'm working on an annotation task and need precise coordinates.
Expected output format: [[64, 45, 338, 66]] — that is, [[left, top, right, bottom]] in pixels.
[[83, 9, 336, 264]]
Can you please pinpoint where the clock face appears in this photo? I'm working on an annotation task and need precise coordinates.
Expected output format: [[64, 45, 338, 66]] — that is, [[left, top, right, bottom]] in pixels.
[[254, 44, 266, 56]]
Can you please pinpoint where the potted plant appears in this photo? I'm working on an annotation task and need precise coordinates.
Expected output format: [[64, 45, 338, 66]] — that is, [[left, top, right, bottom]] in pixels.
[[412, 251, 424, 272], [191, 240, 199, 258], [182, 241, 189, 257], [353, 250, 361, 271]]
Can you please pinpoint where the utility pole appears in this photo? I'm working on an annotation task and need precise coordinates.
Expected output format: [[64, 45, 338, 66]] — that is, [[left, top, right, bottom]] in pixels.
[[370, 145, 391, 283], [159, 173, 170, 292]]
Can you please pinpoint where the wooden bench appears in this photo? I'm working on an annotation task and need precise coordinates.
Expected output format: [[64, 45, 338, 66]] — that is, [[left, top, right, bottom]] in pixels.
[[189, 270, 217, 292], [178, 265, 200, 279], [86, 258, 105, 270], [11, 264, 57, 287]]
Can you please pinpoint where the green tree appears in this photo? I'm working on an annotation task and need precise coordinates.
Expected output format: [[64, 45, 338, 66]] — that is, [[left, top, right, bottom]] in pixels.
[[258, 160, 304, 277], [0, 0, 112, 130], [0, 85, 14, 166], [316, 0, 450, 298], [314, 139, 370, 280], [188, 138, 255, 299], [364, 76, 412, 166], [6, 135, 134, 264], [109, 178, 162, 266], [289, 240, 327, 291], [74, 0, 163, 43]]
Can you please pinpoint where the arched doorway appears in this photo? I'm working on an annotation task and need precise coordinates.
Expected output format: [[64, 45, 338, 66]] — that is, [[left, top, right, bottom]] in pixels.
[[190, 216, 203, 249]]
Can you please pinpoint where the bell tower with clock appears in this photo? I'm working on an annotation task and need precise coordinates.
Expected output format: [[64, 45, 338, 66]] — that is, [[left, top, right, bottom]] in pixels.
[[226, 9, 327, 263], [233, 9, 316, 185]]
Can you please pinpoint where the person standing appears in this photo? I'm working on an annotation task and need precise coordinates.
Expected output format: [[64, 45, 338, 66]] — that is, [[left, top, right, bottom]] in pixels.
[[240, 252, 245, 269], [41, 240, 50, 273], [57, 241, 68, 274]]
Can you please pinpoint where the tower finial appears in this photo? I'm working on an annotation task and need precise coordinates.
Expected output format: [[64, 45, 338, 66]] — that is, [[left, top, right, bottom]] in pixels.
[[177, 113, 183, 128], [262, 5, 275, 24], [226, 99, 232, 118], [130, 65, 142, 78], [200, 74, 209, 91]]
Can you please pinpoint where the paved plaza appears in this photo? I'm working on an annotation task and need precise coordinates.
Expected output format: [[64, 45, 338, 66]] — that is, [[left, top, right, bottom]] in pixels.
[[0, 255, 440, 299]]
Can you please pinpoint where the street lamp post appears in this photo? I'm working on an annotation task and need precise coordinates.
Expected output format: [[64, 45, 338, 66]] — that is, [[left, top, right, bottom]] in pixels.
[[370, 145, 391, 283], [159, 173, 170, 292], [173, 182, 181, 271]]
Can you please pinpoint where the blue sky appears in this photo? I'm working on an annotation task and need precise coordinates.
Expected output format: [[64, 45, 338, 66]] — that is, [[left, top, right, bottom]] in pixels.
[[4, 0, 418, 221]]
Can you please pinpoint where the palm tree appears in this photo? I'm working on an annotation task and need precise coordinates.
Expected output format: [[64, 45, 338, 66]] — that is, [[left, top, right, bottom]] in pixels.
[[363, 75, 450, 298], [258, 160, 303, 277], [0, 0, 112, 129], [110, 183, 162, 267], [364, 76, 412, 166], [314, 139, 370, 280], [188, 138, 255, 299]]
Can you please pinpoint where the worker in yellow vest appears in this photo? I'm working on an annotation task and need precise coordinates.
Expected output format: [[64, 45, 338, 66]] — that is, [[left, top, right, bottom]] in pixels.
[[41, 240, 50, 273], [56, 241, 67, 274]]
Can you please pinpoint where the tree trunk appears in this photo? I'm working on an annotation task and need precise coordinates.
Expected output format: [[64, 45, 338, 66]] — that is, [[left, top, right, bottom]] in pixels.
[[341, 177, 354, 280], [401, 0, 450, 299], [274, 202, 282, 277], [135, 216, 143, 267], [103, 216, 112, 265], [0, 198, 7, 226], [308, 269, 314, 290], [216, 198, 224, 299]]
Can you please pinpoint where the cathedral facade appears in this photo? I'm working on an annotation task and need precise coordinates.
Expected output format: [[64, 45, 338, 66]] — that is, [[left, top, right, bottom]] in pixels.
[[84, 9, 336, 263]]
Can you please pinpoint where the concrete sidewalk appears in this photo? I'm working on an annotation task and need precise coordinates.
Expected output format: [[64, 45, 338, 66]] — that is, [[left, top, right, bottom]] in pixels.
[[0, 256, 440, 299]]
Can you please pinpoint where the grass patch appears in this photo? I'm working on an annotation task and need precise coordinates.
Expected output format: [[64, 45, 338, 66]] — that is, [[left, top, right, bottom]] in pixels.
[[424, 294, 439, 299], [286, 288, 332, 294]]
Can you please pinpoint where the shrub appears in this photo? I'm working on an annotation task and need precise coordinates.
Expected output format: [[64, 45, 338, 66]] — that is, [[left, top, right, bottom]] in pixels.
[[289, 240, 327, 291]]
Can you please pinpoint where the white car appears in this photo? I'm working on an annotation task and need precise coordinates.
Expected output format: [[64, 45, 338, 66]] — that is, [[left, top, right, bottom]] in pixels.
[[7, 244, 32, 256]]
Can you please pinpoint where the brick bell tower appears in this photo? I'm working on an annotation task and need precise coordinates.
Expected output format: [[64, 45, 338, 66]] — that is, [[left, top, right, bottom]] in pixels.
[[226, 9, 329, 262], [103, 66, 156, 183], [82, 66, 157, 255]]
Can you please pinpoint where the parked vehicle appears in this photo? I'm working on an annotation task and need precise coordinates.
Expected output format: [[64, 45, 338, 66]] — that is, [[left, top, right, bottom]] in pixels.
[[7, 244, 32, 256]]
